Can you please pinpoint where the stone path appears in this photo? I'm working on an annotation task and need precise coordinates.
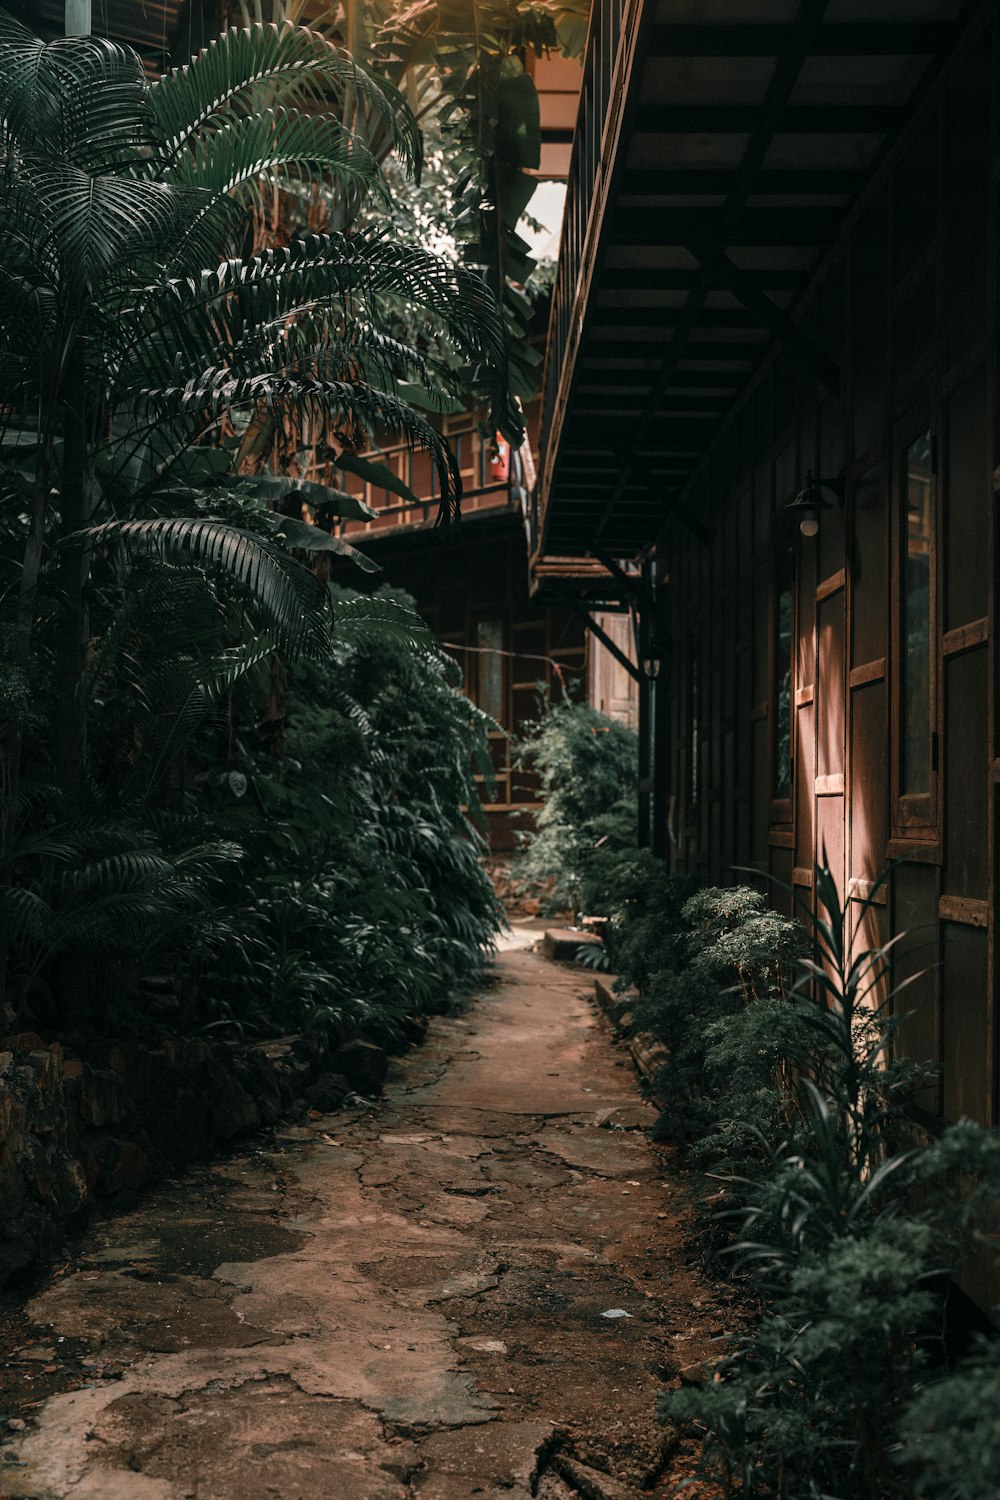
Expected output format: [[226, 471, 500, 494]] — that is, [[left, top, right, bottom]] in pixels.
[[0, 932, 724, 1499]]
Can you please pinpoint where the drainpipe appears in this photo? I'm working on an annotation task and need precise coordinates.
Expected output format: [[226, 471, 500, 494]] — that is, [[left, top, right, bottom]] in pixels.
[[65, 0, 91, 33], [650, 559, 670, 860], [635, 577, 652, 850]]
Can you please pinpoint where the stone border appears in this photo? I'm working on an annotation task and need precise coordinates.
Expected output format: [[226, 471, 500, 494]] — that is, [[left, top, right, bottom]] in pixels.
[[0, 1028, 397, 1290]]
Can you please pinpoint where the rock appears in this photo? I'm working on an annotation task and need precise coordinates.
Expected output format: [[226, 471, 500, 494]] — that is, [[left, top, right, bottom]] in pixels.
[[552, 1454, 635, 1500], [0, 1228, 38, 1287], [108, 1141, 152, 1194], [17, 1133, 54, 1198], [0, 997, 434, 1287], [402, 1016, 428, 1046], [51, 1149, 88, 1217], [628, 1034, 669, 1079], [678, 1356, 722, 1386], [305, 1073, 351, 1113], [209, 1071, 260, 1141], [329, 1040, 388, 1096], [6, 1031, 46, 1053]]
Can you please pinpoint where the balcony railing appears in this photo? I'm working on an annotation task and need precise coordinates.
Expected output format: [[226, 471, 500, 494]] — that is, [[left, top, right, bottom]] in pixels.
[[534, 0, 643, 550], [338, 422, 517, 538]]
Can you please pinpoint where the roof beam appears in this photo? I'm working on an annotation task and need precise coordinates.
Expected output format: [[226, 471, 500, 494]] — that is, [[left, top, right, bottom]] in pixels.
[[635, 103, 901, 133], [611, 207, 843, 245], [591, 547, 644, 603], [646, 22, 951, 57], [566, 602, 640, 681], [615, 448, 711, 547], [599, 268, 804, 292], [684, 240, 841, 394], [590, 306, 761, 329], [619, 167, 866, 196]]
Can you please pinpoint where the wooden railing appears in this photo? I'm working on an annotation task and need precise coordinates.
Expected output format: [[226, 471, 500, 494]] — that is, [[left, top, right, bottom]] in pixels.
[[339, 422, 529, 538], [532, 0, 643, 550]]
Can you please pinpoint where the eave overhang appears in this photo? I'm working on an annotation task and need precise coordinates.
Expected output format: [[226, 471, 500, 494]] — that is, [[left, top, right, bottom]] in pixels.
[[536, 0, 982, 563]]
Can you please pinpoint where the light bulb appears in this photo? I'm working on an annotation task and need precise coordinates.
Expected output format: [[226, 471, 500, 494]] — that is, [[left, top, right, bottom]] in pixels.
[[799, 512, 819, 538]]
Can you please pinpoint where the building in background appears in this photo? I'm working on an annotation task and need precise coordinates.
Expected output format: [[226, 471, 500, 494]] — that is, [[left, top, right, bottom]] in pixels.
[[528, 0, 997, 1297]]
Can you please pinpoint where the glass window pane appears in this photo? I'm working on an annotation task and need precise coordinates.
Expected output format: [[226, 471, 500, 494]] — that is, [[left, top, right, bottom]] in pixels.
[[902, 430, 933, 795], [477, 618, 504, 722], [774, 555, 793, 798], [688, 652, 700, 807]]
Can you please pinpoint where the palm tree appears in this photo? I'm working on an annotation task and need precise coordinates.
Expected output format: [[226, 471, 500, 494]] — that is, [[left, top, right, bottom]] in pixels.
[[0, 8, 512, 818]]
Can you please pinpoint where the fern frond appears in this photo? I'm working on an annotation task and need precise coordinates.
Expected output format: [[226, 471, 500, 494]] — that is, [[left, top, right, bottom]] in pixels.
[[150, 22, 418, 174], [85, 517, 333, 655], [163, 105, 388, 222]]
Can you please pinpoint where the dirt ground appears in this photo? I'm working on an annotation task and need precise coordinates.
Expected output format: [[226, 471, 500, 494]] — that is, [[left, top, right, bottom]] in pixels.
[[0, 930, 730, 1499]]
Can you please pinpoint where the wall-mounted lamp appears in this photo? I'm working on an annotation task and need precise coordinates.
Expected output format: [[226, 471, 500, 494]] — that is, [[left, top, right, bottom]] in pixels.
[[785, 471, 845, 538], [642, 646, 664, 681]]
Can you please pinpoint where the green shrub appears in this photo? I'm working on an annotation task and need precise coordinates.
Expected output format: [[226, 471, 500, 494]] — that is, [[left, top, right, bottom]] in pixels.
[[5, 586, 502, 1049], [897, 1336, 1000, 1499], [634, 885, 803, 1150], [657, 868, 1000, 1499], [512, 698, 637, 909], [183, 584, 503, 1044]]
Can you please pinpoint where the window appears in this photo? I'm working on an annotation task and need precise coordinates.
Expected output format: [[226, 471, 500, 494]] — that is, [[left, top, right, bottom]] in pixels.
[[476, 618, 505, 723], [892, 409, 938, 835], [902, 431, 933, 794], [688, 650, 700, 810], [772, 550, 794, 802]]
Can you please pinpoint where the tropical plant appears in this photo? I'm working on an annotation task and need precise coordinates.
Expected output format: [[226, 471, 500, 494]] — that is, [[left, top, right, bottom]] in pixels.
[[656, 868, 1000, 1500], [512, 696, 637, 909], [178, 583, 504, 1045], [223, 0, 588, 430], [372, 0, 588, 428], [0, 5, 512, 838], [631, 884, 803, 1152]]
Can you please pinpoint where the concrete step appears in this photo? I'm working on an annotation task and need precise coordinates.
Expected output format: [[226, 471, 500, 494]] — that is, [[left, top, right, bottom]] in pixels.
[[541, 927, 603, 963], [593, 975, 639, 1032]]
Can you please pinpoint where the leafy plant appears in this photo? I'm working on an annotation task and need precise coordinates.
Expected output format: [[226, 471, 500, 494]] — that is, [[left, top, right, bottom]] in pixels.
[[512, 697, 637, 909], [632, 885, 803, 1151], [372, 0, 589, 425], [0, 6, 511, 845], [656, 868, 1000, 1500], [575, 941, 611, 972]]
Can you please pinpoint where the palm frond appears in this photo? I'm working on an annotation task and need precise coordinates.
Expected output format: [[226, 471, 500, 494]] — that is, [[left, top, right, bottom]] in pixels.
[[163, 105, 388, 222], [136, 368, 463, 522], [233, 473, 378, 521], [331, 593, 438, 656], [6, 158, 210, 296], [0, 11, 153, 173], [261, 509, 379, 572], [150, 22, 419, 175], [84, 517, 333, 655]]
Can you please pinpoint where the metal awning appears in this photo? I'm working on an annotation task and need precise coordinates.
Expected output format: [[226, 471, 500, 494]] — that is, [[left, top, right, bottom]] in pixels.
[[536, 0, 976, 560]]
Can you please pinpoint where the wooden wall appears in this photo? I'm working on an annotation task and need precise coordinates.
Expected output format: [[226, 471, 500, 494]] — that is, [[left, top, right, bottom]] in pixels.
[[588, 612, 639, 727], [658, 15, 998, 1140], [364, 519, 587, 850]]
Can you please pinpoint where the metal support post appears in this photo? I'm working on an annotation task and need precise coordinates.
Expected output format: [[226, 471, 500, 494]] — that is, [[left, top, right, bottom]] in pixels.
[[65, 0, 91, 34]]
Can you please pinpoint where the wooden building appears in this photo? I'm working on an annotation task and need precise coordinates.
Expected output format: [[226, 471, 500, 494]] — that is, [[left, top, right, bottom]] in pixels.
[[530, 0, 999, 1141], [336, 418, 592, 851]]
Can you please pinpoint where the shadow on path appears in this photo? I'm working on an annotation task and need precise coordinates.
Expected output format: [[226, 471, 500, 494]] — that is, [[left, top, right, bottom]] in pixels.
[[0, 934, 725, 1499]]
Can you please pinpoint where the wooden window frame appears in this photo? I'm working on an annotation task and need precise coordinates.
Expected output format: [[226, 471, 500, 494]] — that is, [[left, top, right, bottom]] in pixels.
[[474, 615, 508, 731], [890, 395, 940, 840], [769, 542, 795, 826]]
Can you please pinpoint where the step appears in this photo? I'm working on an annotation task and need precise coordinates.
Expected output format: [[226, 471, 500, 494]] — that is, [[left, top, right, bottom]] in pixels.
[[594, 974, 639, 1032], [541, 927, 603, 963]]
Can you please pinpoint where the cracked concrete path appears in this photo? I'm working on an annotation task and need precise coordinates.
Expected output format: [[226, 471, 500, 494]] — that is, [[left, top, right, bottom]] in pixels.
[[0, 933, 727, 1499]]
